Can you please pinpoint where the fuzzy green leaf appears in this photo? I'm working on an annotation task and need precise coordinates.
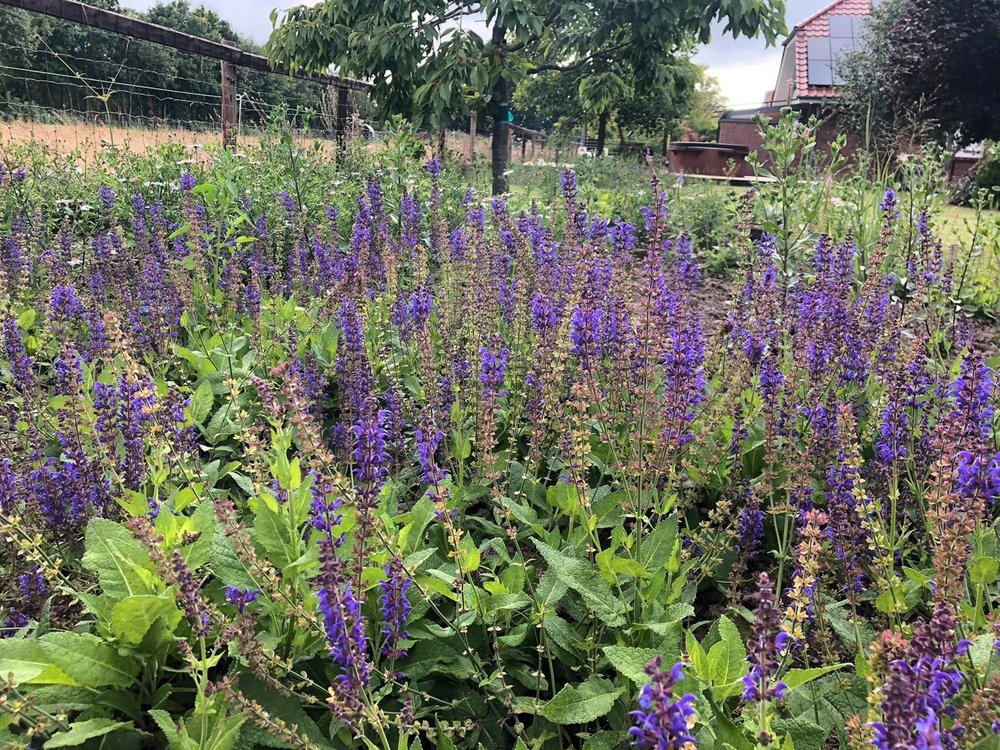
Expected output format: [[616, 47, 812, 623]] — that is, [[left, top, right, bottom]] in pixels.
[[532, 540, 626, 626], [44, 719, 133, 748], [188, 380, 214, 425], [38, 632, 139, 689], [603, 646, 662, 686], [81, 519, 158, 603], [110, 595, 181, 646], [539, 677, 622, 725], [782, 664, 849, 691]]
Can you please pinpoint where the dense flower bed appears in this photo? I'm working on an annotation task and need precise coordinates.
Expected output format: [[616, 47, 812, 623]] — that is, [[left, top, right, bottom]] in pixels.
[[0, 152, 998, 750]]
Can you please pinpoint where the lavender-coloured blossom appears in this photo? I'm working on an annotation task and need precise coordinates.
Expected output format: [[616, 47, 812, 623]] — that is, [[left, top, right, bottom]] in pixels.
[[171, 550, 210, 636], [379, 556, 412, 659], [3, 317, 34, 392], [880, 187, 899, 217], [415, 428, 446, 484], [561, 168, 577, 202], [351, 410, 389, 509], [406, 286, 434, 329], [98, 185, 115, 212], [870, 604, 965, 750], [1, 612, 29, 636], [876, 400, 909, 465], [0, 460, 17, 512], [18, 567, 49, 604], [743, 574, 789, 706], [628, 658, 698, 750], [570, 306, 603, 363], [530, 292, 559, 332], [479, 345, 509, 394], [224, 586, 260, 613], [661, 315, 706, 448], [311, 492, 371, 726], [180, 171, 196, 191], [49, 284, 85, 333]]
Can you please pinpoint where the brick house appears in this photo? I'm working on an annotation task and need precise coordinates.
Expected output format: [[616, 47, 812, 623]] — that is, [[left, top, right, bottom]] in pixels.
[[696, 0, 982, 181], [714, 0, 872, 172]]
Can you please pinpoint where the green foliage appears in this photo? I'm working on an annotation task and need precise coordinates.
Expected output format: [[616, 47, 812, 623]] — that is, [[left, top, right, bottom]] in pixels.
[[265, 0, 786, 188], [0, 0, 330, 127], [1, 107, 999, 750]]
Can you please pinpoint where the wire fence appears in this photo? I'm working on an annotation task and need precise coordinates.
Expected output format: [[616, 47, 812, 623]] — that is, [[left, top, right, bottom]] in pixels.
[[0, 36, 565, 169]]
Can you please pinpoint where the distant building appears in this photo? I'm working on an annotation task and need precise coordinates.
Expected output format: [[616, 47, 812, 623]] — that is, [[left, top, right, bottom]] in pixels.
[[717, 0, 872, 171], [669, 0, 980, 181]]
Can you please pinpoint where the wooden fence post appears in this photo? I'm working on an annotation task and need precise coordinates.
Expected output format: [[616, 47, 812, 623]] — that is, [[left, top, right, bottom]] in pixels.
[[468, 112, 476, 162], [335, 86, 349, 152], [220, 40, 236, 148]]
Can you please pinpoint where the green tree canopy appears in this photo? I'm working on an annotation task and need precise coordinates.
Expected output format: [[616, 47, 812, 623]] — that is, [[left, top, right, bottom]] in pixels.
[[839, 0, 1000, 152], [0, 0, 330, 129], [267, 0, 786, 193]]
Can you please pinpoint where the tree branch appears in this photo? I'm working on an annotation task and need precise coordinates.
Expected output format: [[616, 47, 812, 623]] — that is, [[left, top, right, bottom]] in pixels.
[[528, 43, 627, 74], [504, 7, 562, 53]]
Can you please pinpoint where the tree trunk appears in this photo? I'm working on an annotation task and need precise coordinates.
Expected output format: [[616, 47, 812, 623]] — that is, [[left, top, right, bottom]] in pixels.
[[490, 22, 509, 195], [596, 110, 609, 156], [662, 122, 670, 157], [617, 122, 626, 156], [437, 129, 446, 158]]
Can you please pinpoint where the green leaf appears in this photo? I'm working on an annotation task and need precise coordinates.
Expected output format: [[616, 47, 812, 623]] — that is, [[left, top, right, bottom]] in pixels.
[[532, 540, 626, 627], [182, 501, 219, 570], [435, 722, 458, 750], [773, 718, 828, 750], [39, 632, 139, 689], [0, 640, 78, 685], [17, 308, 36, 330], [110, 595, 180, 646], [686, 630, 709, 679], [708, 616, 747, 686], [641, 516, 679, 570], [539, 677, 622, 725], [971, 556, 999, 585], [148, 709, 184, 748], [82, 519, 157, 603], [603, 646, 661, 686], [44, 719, 133, 748], [188, 380, 215, 425], [253, 500, 292, 569], [782, 664, 849, 691]]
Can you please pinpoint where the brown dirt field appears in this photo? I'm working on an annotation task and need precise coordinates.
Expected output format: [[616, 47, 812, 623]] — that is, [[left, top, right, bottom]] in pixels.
[[0, 116, 557, 167], [0, 118, 218, 162], [0, 117, 352, 166]]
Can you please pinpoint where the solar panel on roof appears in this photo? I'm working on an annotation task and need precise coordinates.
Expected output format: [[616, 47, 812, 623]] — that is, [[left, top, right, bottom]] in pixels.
[[830, 36, 854, 55], [810, 59, 834, 86], [828, 16, 854, 36], [807, 37, 835, 86]]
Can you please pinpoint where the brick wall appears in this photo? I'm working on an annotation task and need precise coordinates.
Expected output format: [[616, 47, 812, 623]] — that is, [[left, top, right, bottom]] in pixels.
[[717, 111, 864, 175], [718, 120, 769, 173]]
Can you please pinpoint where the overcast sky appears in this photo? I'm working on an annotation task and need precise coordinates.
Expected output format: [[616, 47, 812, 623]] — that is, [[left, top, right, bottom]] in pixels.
[[121, 0, 833, 107]]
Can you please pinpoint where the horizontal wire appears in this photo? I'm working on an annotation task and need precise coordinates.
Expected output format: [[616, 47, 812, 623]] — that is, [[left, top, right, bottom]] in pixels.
[[0, 64, 223, 100], [2, 41, 227, 90]]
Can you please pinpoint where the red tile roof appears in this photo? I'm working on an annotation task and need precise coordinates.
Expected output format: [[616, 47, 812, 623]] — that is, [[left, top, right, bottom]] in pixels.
[[791, 0, 872, 99]]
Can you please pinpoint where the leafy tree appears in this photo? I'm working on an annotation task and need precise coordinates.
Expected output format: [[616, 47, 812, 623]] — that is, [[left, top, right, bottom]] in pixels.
[[266, 0, 787, 193], [839, 0, 1000, 151], [887, 0, 1000, 146], [512, 68, 588, 134], [614, 61, 700, 154], [681, 66, 726, 140], [0, 1, 330, 129]]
